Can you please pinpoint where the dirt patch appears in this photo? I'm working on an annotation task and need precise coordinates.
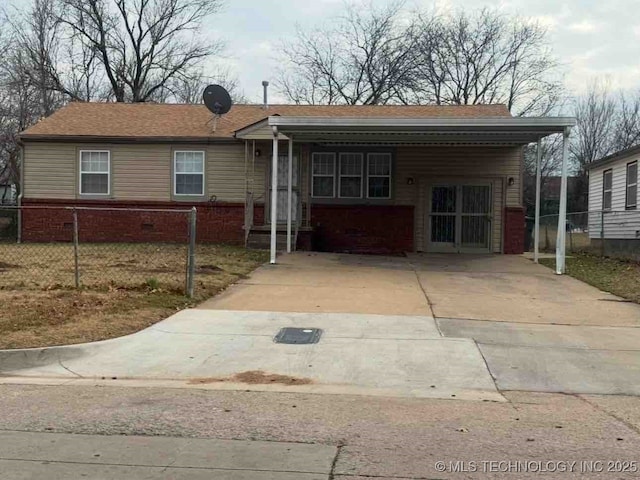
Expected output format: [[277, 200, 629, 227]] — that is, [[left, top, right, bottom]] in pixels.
[[197, 264, 223, 274], [188, 370, 313, 386]]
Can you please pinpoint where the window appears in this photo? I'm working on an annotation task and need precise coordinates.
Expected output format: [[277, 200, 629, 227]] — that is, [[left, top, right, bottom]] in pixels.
[[339, 153, 363, 198], [602, 169, 613, 211], [367, 153, 391, 199], [80, 151, 110, 195], [626, 161, 638, 210], [312, 153, 335, 198], [174, 151, 205, 196]]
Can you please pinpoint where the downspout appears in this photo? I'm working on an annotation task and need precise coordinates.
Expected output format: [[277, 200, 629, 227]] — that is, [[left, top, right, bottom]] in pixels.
[[17, 141, 25, 244]]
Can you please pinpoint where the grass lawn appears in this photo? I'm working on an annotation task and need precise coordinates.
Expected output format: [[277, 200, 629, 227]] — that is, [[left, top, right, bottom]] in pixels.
[[539, 254, 640, 304], [0, 243, 268, 349]]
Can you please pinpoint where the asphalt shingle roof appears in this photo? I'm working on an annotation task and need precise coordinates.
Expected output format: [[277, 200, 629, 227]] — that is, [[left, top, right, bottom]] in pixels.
[[20, 102, 512, 140]]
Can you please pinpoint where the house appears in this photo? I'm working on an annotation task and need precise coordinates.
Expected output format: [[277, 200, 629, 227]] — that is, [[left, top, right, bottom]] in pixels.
[[17, 101, 574, 257], [587, 145, 640, 258]]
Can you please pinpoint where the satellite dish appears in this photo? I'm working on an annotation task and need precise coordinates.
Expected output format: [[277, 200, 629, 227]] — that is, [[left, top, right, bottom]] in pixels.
[[203, 84, 232, 115]]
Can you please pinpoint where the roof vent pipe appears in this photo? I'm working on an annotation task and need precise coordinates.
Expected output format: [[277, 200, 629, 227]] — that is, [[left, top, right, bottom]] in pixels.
[[262, 81, 269, 109]]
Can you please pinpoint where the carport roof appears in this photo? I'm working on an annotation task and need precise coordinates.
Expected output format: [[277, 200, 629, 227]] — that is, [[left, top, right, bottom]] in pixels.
[[236, 116, 576, 145]]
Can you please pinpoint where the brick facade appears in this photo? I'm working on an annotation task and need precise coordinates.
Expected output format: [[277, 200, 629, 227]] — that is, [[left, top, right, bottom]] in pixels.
[[22, 200, 522, 256], [310, 205, 414, 254], [20, 199, 264, 244], [503, 206, 525, 254]]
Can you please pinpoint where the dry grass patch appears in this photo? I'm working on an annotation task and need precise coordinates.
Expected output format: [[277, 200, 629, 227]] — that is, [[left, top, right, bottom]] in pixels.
[[0, 244, 268, 349], [540, 254, 640, 304]]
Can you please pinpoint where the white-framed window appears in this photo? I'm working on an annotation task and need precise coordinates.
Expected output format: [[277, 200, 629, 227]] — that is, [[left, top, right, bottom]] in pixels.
[[79, 150, 110, 195], [626, 161, 637, 210], [367, 153, 392, 199], [338, 153, 363, 198], [312, 152, 336, 198], [602, 168, 613, 211], [174, 151, 205, 196]]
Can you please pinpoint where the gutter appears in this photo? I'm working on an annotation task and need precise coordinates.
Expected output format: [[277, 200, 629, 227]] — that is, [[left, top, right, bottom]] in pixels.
[[267, 116, 578, 130], [18, 135, 242, 145]]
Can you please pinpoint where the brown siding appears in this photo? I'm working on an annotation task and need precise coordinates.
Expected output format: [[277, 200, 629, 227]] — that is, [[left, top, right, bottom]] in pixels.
[[23, 143, 76, 199], [113, 145, 171, 200], [207, 143, 252, 203], [23, 141, 265, 204]]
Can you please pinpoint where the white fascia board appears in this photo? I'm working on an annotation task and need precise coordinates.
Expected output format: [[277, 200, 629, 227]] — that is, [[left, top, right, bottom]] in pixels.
[[268, 116, 577, 131]]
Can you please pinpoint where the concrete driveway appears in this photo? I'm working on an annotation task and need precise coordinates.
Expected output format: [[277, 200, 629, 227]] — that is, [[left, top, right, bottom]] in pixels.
[[3, 252, 640, 398], [199, 252, 432, 315]]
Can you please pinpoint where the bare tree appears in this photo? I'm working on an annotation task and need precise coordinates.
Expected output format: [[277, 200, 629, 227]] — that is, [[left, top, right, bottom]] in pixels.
[[407, 9, 563, 115], [152, 67, 245, 104], [612, 91, 640, 151], [56, 0, 224, 102], [278, 6, 562, 114], [565, 80, 640, 212], [571, 81, 619, 174], [277, 1, 415, 105]]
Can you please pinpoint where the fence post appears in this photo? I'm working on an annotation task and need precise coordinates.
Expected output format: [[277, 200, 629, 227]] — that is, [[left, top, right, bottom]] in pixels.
[[600, 210, 605, 257], [72, 208, 80, 288], [186, 207, 197, 298]]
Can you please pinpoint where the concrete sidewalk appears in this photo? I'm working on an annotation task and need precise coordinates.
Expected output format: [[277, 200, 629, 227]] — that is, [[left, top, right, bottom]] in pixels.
[[0, 310, 502, 402], [0, 431, 336, 479]]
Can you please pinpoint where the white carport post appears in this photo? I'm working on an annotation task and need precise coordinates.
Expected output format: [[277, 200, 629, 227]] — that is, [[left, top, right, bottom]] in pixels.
[[534, 137, 542, 263], [270, 126, 279, 264], [286, 136, 293, 253], [555, 127, 571, 274]]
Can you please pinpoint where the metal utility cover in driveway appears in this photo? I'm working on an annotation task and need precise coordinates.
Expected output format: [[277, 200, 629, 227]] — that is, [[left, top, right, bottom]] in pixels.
[[274, 327, 323, 344]]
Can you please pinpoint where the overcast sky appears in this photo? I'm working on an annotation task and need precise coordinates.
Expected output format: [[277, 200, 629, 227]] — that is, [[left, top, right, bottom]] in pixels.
[[211, 0, 640, 105], [4, 0, 639, 106]]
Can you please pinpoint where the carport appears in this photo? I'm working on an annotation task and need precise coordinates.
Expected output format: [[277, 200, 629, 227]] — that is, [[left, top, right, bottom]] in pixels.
[[254, 115, 576, 271]]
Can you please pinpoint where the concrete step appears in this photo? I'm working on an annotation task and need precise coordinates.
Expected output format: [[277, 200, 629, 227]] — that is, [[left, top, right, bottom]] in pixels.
[[247, 232, 291, 250]]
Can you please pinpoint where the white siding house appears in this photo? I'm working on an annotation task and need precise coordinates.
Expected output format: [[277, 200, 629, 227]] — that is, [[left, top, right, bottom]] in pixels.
[[588, 146, 640, 257]]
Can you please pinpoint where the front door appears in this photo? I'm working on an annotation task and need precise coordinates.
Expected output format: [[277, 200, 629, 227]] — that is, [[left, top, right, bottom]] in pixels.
[[427, 183, 492, 253], [269, 155, 299, 224]]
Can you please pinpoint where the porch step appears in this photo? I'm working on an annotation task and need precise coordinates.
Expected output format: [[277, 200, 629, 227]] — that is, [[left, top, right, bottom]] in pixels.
[[246, 231, 291, 251]]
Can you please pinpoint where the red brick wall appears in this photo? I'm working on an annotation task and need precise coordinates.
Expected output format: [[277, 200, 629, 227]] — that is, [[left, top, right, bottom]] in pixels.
[[504, 206, 525, 254], [20, 199, 264, 244], [310, 205, 414, 254]]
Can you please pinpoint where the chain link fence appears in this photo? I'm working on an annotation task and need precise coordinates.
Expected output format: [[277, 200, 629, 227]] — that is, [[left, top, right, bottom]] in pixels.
[[528, 210, 640, 260], [0, 205, 197, 296]]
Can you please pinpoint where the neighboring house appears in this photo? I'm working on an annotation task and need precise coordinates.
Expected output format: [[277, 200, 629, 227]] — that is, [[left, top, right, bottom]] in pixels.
[[587, 145, 640, 258], [18, 102, 573, 255]]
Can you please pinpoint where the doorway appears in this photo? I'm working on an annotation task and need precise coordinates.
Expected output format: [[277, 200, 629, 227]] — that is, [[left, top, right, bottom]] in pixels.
[[268, 155, 299, 224], [427, 183, 493, 253]]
